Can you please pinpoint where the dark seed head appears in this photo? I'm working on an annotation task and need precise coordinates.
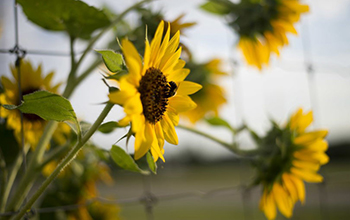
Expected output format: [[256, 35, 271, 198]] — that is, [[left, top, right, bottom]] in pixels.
[[138, 67, 171, 124]]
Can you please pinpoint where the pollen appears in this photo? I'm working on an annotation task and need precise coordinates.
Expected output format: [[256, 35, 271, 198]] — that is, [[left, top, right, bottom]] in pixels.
[[138, 67, 170, 124]]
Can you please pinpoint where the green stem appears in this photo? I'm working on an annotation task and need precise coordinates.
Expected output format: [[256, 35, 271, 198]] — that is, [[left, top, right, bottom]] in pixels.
[[5, 121, 58, 212], [177, 125, 260, 157], [0, 144, 29, 212], [0, 147, 7, 212], [10, 102, 114, 220], [74, 58, 102, 90], [39, 144, 70, 169]]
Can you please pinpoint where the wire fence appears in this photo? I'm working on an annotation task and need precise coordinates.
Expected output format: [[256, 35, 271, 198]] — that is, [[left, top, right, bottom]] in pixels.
[[1, 0, 350, 220]]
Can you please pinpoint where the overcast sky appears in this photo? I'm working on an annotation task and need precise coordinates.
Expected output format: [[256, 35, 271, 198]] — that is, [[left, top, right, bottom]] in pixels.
[[1, 0, 350, 160]]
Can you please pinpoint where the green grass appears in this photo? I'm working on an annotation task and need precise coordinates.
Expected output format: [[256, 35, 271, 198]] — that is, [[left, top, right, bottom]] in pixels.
[[98, 160, 350, 220]]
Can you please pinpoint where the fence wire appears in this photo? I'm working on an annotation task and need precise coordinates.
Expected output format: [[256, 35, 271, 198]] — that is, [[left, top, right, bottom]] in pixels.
[[0, 1, 349, 220]]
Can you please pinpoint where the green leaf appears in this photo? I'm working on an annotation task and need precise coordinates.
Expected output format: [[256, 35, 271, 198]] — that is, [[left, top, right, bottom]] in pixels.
[[98, 121, 124, 134], [96, 50, 124, 73], [17, 0, 110, 39], [146, 152, 157, 174], [110, 145, 149, 175], [2, 90, 81, 136], [105, 70, 128, 81], [205, 116, 234, 132], [200, 1, 231, 15]]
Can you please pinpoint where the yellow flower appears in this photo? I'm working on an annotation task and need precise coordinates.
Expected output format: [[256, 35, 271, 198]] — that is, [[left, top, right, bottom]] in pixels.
[[238, 0, 309, 70], [258, 108, 328, 219], [182, 59, 227, 123], [109, 21, 201, 162], [0, 60, 70, 149]]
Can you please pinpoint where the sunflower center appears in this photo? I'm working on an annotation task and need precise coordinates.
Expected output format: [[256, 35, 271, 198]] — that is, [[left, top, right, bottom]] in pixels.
[[21, 87, 43, 122], [138, 67, 170, 124]]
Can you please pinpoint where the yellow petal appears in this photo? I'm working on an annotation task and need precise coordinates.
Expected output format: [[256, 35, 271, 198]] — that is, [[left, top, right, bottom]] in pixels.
[[167, 68, 190, 82], [160, 113, 178, 145], [161, 47, 182, 75], [131, 114, 145, 133], [134, 123, 155, 160], [290, 108, 303, 131], [124, 93, 142, 115], [154, 122, 165, 151], [260, 190, 277, 220], [118, 116, 131, 127], [294, 130, 328, 145], [297, 111, 313, 133], [142, 39, 151, 74], [169, 95, 197, 113], [154, 22, 170, 67], [108, 91, 132, 105], [1, 76, 16, 92], [293, 160, 320, 171], [304, 139, 328, 152], [294, 150, 329, 165], [282, 174, 298, 202], [176, 81, 202, 96], [122, 40, 142, 83], [272, 183, 293, 218], [288, 174, 305, 204], [150, 21, 164, 66], [166, 108, 179, 126], [291, 168, 323, 183]]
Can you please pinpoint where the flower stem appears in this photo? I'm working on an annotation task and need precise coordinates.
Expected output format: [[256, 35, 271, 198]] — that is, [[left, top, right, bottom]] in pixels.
[[177, 124, 260, 157], [0, 148, 8, 212], [0, 144, 29, 212], [5, 121, 58, 213], [10, 102, 114, 220]]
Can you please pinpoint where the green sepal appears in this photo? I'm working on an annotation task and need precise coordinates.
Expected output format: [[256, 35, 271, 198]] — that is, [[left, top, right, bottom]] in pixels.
[[98, 121, 125, 134], [146, 152, 157, 174], [110, 145, 150, 175], [205, 116, 235, 132], [95, 50, 124, 73]]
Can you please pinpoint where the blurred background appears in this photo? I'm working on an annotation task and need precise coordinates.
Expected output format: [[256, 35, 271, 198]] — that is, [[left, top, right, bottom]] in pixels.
[[1, 0, 350, 219]]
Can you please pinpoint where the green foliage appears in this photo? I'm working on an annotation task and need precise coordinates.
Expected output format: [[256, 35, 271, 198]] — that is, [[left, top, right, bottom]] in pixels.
[[0, 122, 19, 165], [110, 145, 149, 175], [2, 91, 81, 136], [146, 152, 157, 174], [96, 50, 124, 73], [17, 0, 110, 39], [200, 1, 231, 15], [205, 116, 234, 132], [98, 121, 124, 134]]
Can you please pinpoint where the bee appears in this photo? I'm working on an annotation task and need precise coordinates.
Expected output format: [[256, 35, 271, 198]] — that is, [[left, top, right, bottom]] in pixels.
[[165, 81, 178, 98]]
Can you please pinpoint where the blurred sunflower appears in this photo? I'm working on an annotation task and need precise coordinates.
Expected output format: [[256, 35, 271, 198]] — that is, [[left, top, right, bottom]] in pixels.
[[237, 0, 309, 69], [255, 108, 328, 219], [201, 0, 308, 70], [40, 145, 120, 220], [109, 21, 201, 162], [0, 60, 70, 149], [182, 59, 227, 123]]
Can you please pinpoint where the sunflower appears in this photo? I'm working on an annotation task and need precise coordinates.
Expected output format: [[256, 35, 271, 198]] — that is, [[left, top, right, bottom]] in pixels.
[[257, 108, 328, 219], [237, 0, 309, 70], [0, 60, 70, 149], [109, 21, 201, 162], [182, 59, 227, 123]]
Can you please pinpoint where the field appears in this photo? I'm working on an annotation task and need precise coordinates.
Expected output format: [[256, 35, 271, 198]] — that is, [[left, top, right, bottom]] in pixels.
[[98, 157, 350, 220]]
